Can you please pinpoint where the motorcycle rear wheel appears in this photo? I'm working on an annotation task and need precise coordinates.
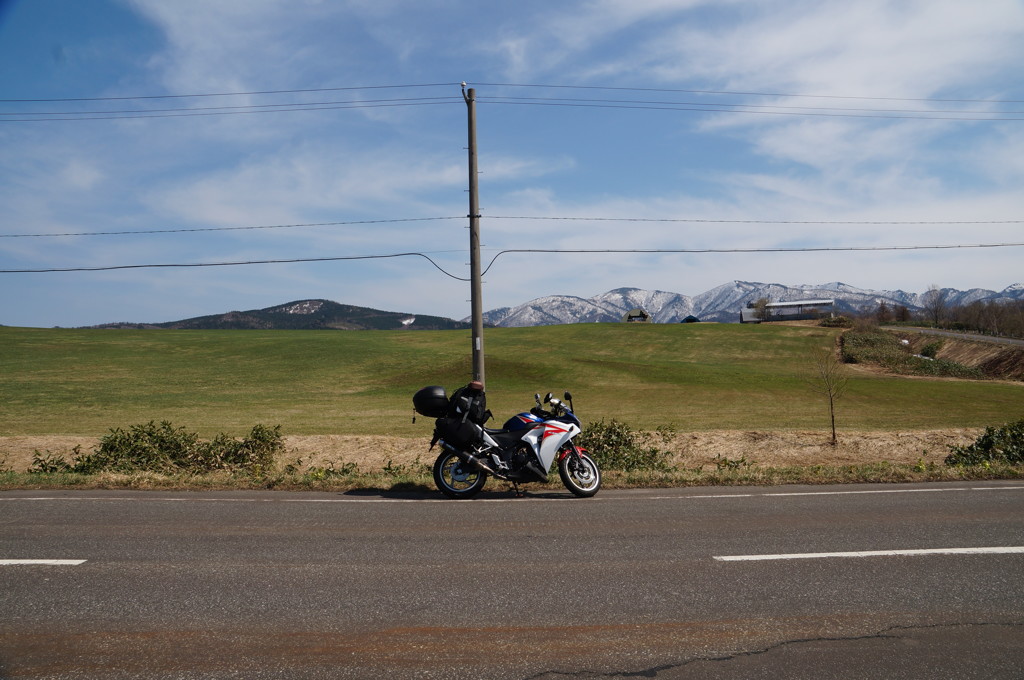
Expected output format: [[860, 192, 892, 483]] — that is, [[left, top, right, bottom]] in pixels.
[[433, 450, 488, 499], [559, 450, 601, 497]]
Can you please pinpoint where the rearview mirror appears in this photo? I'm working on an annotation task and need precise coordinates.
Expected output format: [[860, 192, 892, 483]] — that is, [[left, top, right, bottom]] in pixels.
[[544, 392, 553, 404]]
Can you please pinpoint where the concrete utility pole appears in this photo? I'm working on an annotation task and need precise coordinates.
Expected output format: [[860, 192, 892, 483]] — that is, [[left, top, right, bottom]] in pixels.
[[464, 84, 485, 386]]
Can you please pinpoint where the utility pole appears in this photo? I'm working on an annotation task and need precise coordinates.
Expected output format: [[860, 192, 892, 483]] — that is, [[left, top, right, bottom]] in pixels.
[[463, 84, 485, 386]]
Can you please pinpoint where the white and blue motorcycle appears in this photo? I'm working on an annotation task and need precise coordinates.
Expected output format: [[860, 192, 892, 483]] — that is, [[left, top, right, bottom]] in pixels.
[[413, 387, 601, 499]]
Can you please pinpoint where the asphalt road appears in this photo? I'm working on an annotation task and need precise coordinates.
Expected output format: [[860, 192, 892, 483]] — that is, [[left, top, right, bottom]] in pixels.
[[2, 482, 1023, 679]]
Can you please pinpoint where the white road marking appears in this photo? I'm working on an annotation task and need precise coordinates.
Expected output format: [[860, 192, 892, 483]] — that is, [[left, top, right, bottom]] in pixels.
[[714, 547, 1024, 562], [652, 486, 1024, 500], [0, 559, 86, 566], [1, 485, 1022, 504]]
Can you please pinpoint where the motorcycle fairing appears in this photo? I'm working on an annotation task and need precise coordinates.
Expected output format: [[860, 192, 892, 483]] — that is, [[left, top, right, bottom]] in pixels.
[[520, 421, 581, 471]]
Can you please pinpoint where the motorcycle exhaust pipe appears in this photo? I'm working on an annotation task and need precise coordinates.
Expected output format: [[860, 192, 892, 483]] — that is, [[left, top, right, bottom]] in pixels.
[[525, 461, 548, 484], [440, 440, 496, 475]]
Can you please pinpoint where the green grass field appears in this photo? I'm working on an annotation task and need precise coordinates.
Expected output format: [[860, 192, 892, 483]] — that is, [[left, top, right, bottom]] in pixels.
[[1, 323, 1022, 438]]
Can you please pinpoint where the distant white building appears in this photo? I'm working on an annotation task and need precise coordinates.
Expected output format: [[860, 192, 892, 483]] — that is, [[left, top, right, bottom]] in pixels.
[[740, 299, 835, 323]]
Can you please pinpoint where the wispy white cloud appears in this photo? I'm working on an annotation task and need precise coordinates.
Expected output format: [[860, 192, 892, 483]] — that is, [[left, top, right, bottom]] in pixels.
[[479, 0, 713, 80], [145, 146, 461, 224], [623, 0, 1024, 95], [1, 0, 1021, 327], [123, 0, 336, 90]]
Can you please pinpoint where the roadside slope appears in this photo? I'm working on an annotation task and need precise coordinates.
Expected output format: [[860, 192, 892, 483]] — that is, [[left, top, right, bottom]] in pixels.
[[895, 328, 1024, 380]]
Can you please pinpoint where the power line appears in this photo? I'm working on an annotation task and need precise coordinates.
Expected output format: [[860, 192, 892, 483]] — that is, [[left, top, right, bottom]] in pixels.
[[1, 217, 465, 238], [5, 215, 1020, 239], [0, 96, 460, 118], [0, 83, 462, 103], [4, 80, 1017, 106], [480, 98, 1024, 122], [488, 216, 1024, 226], [479, 243, 1024, 276], [0, 252, 473, 281], [480, 95, 1024, 117], [19, 95, 1005, 123], [3, 242, 1021, 277], [471, 82, 1024, 105], [7, 81, 1020, 124], [0, 99, 461, 122]]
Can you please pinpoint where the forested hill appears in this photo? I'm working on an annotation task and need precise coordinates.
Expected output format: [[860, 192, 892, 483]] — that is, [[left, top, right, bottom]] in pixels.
[[92, 300, 471, 331]]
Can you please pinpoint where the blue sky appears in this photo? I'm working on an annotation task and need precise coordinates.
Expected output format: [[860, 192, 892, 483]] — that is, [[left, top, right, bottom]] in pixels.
[[1, 0, 1022, 327]]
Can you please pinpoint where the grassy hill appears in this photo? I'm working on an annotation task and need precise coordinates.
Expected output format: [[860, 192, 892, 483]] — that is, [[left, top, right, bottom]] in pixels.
[[1, 323, 1021, 438]]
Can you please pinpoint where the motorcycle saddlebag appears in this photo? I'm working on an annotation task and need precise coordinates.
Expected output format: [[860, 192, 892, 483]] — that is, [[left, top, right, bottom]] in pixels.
[[435, 416, 483, 449], [447, 385, 490, 425], [413, 386, 449, 418]]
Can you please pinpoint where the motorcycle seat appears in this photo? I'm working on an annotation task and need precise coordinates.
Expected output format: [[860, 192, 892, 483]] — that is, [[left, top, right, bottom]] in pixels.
[[482, 426, 512, 436]]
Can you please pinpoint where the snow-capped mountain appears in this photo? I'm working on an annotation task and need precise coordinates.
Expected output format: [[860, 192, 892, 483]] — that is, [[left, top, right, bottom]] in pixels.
[[590, 289, 696, 323], [478, 282, 1024, 327]]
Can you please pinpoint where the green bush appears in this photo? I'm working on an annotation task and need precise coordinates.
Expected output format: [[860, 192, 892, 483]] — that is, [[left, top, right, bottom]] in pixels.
[[577, 419, 674, 471], [819, 316, 853, 328], [920, 340, 943, 359], [78, 421, 199, 473], [713, 453, 754, 471], [840, 329, 903, 365], [306, 460, 360, 480], [909, 356, 983, 379], [840, 330, 983, 379], [28, 450, 75, 474], [945, 419, 1024, 466], [192, 424, 282, 473], [29, 421, 283, 475]]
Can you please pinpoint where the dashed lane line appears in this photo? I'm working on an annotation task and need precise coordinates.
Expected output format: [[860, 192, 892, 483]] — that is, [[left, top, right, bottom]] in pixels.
[[714, 547, 1024, 561], [0, 559, 86, 566]]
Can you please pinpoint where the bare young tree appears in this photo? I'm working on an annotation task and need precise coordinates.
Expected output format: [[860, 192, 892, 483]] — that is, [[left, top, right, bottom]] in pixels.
[[807, 345, 850, 446], [875, 300, 892, 324], [921, 284, 947, 327]]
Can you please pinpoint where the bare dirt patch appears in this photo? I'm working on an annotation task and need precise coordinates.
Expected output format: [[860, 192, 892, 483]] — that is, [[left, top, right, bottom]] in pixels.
[[0, 436, 96, 472], [663, 429, 979, 470], [1, 430, 981, 473]]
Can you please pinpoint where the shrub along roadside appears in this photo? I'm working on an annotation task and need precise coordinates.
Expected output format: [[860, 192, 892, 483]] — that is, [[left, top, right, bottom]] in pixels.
[[945, 419, 1024, 466], [28, 421, 283, 475], [577, 419, 675, 472], [5, 418, 1022, 492]]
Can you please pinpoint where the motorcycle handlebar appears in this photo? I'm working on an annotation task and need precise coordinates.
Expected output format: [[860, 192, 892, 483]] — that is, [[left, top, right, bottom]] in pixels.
[[545, 399, 570, 416], [532, 392, 575, 418]]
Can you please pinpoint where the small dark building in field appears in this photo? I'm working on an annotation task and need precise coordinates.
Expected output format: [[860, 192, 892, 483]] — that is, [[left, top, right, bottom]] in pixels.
[[682, 315, 700, 323], [623, 308, 651, 323]]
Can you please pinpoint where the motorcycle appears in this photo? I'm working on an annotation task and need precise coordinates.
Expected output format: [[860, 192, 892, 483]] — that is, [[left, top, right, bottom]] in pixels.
[[413, 387, 601, 499]]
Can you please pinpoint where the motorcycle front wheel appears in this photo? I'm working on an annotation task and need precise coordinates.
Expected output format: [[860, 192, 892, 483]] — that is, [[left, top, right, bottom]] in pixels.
[[558, 450, 601, 498], [433, 450, 488, 499]]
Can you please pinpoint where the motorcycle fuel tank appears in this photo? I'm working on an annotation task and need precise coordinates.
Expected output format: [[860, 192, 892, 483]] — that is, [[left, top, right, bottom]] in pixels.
[[503, 412, 543, 431]]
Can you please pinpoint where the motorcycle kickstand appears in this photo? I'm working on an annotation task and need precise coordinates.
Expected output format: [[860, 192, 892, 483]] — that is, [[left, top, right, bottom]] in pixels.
[[510, 481, 525, 498]]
